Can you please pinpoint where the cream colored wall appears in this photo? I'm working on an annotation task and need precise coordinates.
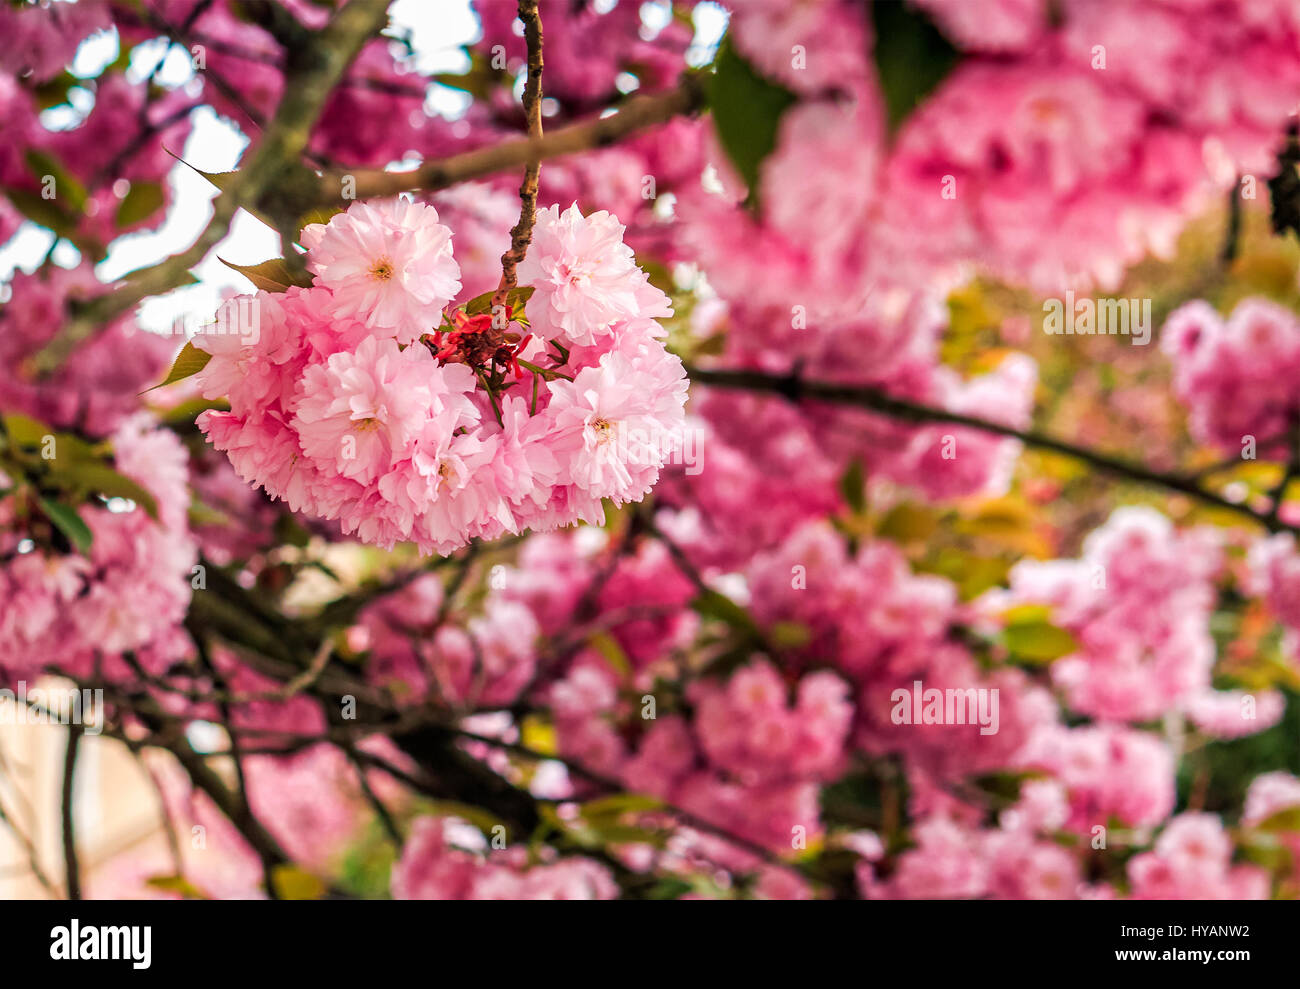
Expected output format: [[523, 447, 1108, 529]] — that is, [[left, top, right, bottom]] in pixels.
[[0, 678, 165, 899]]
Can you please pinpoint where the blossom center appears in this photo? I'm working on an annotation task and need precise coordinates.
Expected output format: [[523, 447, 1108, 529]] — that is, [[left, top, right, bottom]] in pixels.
[[437, 460, 458, 489], [369, 257, 395, 281]]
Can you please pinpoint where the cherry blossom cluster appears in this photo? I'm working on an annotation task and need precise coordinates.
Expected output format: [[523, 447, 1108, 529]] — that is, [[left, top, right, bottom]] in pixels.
[[982, 507, 1287, 735], [1162, 298, 1300, 458], [194, 198, 688, 556], [426, 508, 1296, 899], [353, 572, 538, 710], [697, 0, 1300, 298], [0, 415, 196, 685], [0, 266, 175, 436], [8, 0, 1300, 904], [0, 4, 192, 251], [391, 817, 617, 900]]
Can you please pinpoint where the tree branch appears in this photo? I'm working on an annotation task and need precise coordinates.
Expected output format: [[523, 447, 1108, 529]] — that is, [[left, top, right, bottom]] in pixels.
[[34, 0, 393, 373], [494, 0, 544, 307], [315, 73, 706, 203], [61, 725, 84, 900], [687, 365, 1295, 535], [235, 0, 312, 53]]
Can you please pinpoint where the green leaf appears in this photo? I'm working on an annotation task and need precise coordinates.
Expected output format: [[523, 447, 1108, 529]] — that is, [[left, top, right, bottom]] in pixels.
[[144, 341, 212, 393], [49, 462, 159, 521], [587, 630, 631, 677], [705, 39, 797, 202], [877, 502, 939, 543], [1256, 805, 1300, 833], [421, 800, 508, 840], [298, 206, 342, 238], [4, 187, 79, 239], [164, 147, 238, 192], [1000, 604, 1052, 626], [115, 180, 165, 227], [691, 587, 762, 638], [461, 285, 535, 317], [25, 149, 88, 212], [32, 71, 78, 111], [144, 874, 206, 899], [770, 620, 812, 648], [839, 459, 867, 515], [644, 877, 694, 900], [274, 512, 313, 548], [871, 1, 961, 134], [269, 864, 326, 900], [2, 412, 58, 449], [1, 415, 103, 467], [969, 770, 1046, 804], [219, 256, 313, 293], [188, 500, 233, 528], [1237, 833, 1292, 873], [164, 148, 311, 236], [36, 497, 93, 555], [1002, 620, 1078, 665], [432, 50, 509, 101], [580, 794, 664, 820], [578, 823, 668, 847], [520, 714, 557, 757], [156, 396, 229, 424]]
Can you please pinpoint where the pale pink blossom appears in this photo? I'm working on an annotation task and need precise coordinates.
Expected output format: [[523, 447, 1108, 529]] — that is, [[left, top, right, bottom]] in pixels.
[[303, 197, 461, 344]]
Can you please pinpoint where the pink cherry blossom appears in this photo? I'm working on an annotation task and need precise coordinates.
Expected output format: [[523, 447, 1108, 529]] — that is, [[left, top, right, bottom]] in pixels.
[[302, 197, 462, 344]]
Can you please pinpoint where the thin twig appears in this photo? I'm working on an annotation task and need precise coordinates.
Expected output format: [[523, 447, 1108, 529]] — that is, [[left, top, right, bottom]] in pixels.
[[61, 725, 84, 900], [0, 780, 57, 895], [494, 0, 544, 308]]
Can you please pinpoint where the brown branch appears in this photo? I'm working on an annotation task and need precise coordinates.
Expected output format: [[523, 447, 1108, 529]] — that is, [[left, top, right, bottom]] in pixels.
[[137, 3, 268, 132], [448, 726, 814, 880], [33, 0, 393, 373], [235, 0, 311, 53], [494, 0, 544, 308], [0, 803, 58, 895], [687, 365, 1298, 535], [61, 725, 84, 900], [164, 731, 292, 895], [315, 73, 706, 203], [278, 639, 334, 699]]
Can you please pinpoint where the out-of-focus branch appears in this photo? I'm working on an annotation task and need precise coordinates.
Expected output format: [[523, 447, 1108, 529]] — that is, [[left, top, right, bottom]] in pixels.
[[687, 365, 1297, 535], [235, 0, 311, 53], [448, 726, 815, 879], [162, 729, 291, 897], [33, 0, 393, 373], [0, 802, 57, 896], [133, 3, 268, 132], [315, 73, 707, 203]]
